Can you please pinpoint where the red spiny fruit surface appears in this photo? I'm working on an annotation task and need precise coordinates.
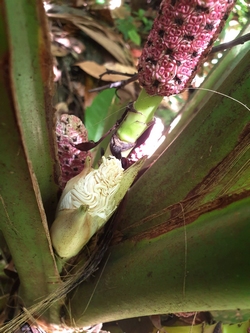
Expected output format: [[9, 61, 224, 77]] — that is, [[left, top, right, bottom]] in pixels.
[[56, 114, 92, 189], [137, 0, 236, 96]]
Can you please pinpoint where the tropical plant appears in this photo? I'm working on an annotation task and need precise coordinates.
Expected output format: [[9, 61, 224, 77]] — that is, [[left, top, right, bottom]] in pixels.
[[0, 0, 250, 332]]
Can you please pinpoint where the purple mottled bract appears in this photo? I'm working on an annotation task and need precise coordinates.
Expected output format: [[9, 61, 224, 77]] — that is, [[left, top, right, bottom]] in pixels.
[[56, 114, 92, 189], [137, 0, 236, 96]]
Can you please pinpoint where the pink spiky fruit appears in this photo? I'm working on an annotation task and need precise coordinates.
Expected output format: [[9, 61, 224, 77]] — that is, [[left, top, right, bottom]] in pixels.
[[137, 0, 236, 96], [56, 114, 92, 189]]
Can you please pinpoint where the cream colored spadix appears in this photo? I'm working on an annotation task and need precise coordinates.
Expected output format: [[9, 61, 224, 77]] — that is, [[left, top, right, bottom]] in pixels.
[[50, 156, 146, 259]]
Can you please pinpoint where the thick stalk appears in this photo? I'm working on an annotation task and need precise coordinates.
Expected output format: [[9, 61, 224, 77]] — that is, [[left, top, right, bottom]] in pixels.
[[117, 89, 162, 143], [0, 0, 62, 326], [65, 196, 250, 326], [110, 89, 162, 157], [4, 0, 59, 223]]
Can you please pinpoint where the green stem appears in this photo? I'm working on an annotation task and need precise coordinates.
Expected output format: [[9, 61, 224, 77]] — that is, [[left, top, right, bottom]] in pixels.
[[115, 88, 162, 156]]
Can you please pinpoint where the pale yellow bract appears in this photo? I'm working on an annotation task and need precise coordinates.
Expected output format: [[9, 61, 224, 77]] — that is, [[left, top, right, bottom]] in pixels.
[[58, 156, 123, 219], [50, 155, 146, 259]]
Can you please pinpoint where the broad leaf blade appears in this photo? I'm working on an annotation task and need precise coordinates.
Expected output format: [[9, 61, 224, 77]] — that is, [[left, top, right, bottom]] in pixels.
[[85, 88, 116, 142], [0, 0, 62, 326]]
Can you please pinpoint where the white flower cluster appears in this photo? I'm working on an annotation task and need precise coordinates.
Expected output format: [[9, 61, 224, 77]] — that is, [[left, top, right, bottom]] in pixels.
[[59, 156, 124, 220]]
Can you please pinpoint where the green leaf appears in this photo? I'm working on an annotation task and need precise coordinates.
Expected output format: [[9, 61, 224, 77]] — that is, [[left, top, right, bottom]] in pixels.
[[116, 17, 135, 40], [137, 9, 145, 18], [0, 0, 62, 327], [66, 196, 250, 325], [85, 88, 116, 141], [128, 29, 141, 45]]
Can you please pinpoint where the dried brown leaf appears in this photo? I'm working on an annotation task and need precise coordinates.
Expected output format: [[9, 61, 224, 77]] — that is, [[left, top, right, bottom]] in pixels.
[[48, 12, 133, 65], [76, 60, 136, 81]]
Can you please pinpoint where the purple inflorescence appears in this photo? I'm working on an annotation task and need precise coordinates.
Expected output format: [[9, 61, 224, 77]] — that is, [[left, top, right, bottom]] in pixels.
[[137, 0, 235, 96], [56, 114, 92, 189]]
